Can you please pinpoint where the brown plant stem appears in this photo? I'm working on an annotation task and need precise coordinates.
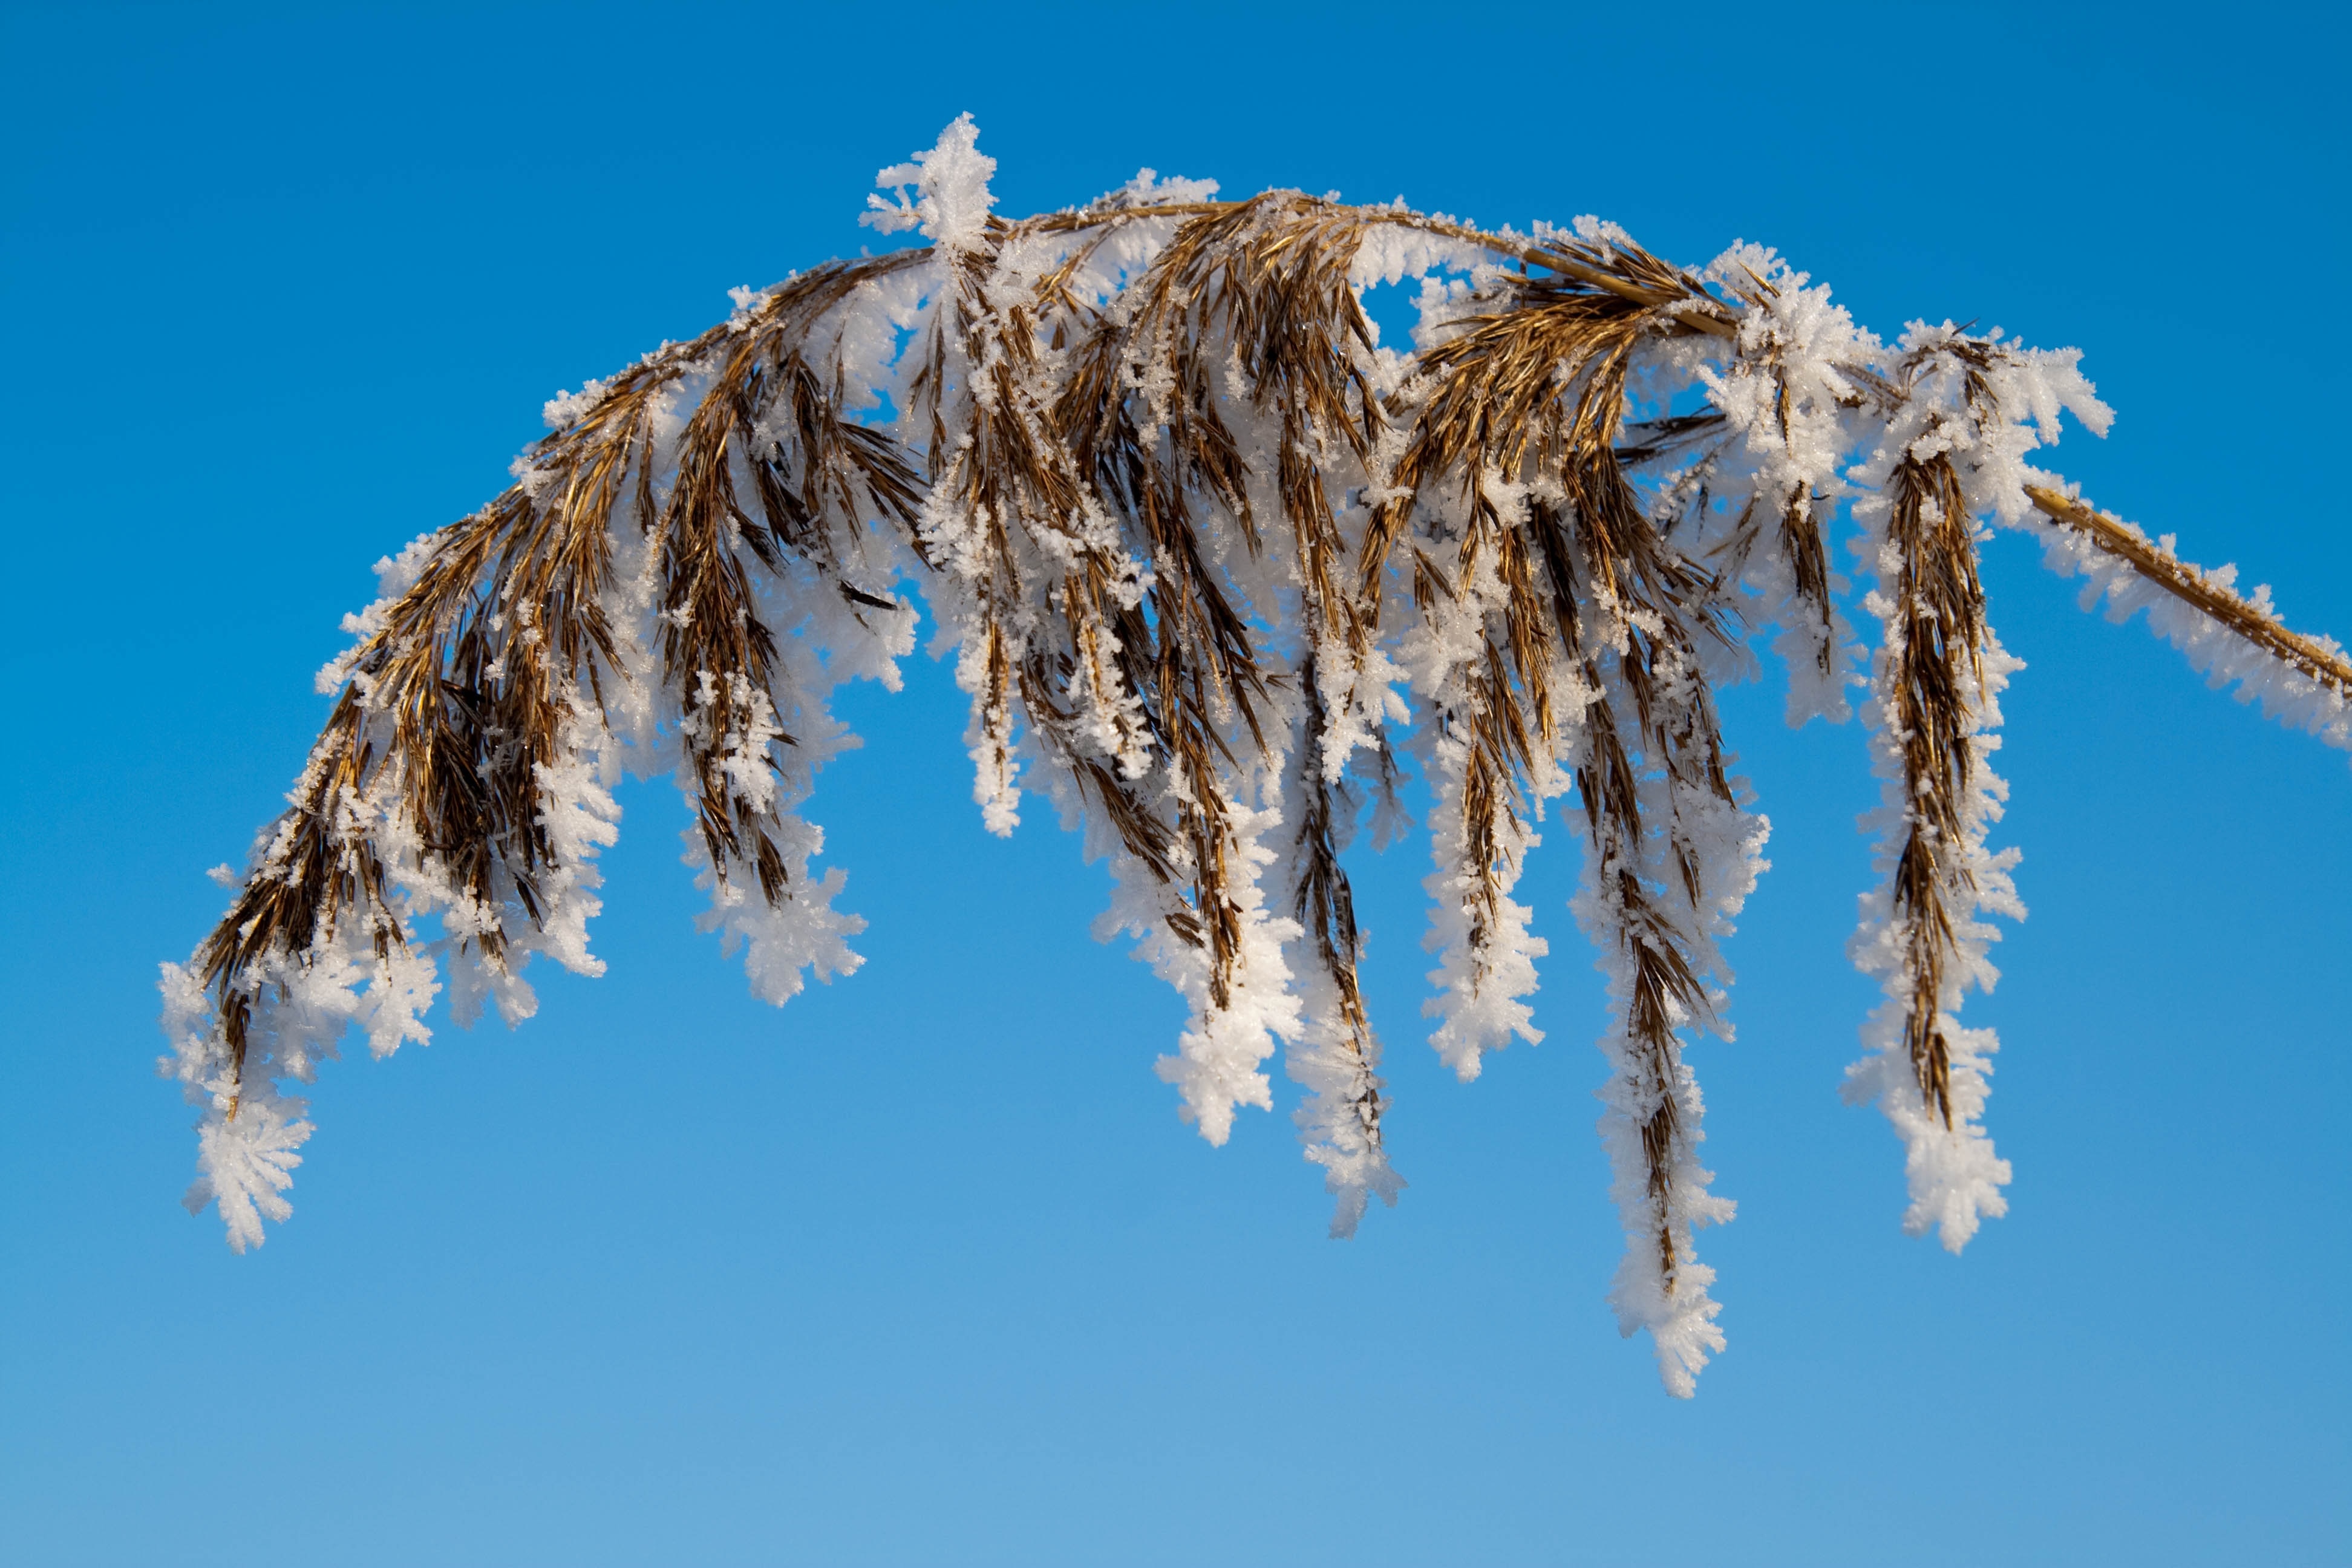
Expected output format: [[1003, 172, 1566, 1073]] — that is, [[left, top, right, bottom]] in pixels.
[[2024, 485, 2352, 697]]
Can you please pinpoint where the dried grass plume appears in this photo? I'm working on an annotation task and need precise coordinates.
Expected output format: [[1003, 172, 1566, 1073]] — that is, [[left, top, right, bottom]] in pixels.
[[162, 117, 2352, 1396]]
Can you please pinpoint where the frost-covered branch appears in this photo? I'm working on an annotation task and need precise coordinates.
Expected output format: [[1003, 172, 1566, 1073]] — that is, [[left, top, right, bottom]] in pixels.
[[2022, 484, 2352, 746], [164, 117, 2348, 1394]]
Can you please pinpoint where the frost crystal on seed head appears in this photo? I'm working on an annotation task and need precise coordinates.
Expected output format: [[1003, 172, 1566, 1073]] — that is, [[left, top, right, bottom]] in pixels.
[[863, 113, 996, 252]]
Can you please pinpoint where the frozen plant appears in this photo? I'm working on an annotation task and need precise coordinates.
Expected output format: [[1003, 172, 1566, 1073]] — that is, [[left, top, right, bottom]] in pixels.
[[162, 118, 2352, 1394]]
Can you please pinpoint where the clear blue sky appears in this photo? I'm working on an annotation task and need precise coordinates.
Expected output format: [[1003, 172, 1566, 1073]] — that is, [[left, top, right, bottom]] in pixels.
[[3, 3, 2348, 1563]]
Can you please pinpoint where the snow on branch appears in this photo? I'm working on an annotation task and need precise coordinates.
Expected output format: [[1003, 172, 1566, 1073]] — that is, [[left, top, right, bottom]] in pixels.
[[163, 117, 2347, 1395]]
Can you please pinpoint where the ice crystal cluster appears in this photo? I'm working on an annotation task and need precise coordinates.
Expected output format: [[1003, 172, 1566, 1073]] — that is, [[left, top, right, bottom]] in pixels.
[[163, 119, 2352, 1393]]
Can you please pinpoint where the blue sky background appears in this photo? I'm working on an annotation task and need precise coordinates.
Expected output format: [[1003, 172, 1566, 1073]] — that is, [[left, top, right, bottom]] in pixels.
[[4, 2, 2348, 1563]]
